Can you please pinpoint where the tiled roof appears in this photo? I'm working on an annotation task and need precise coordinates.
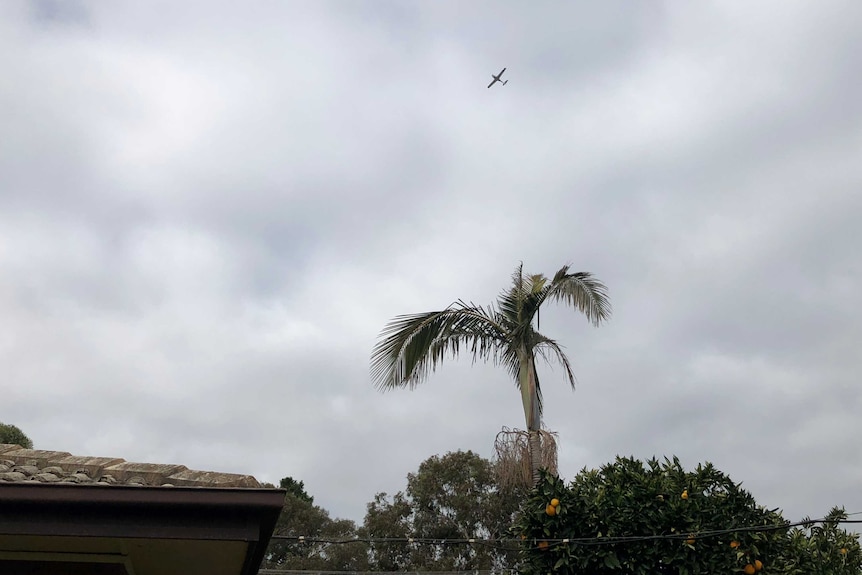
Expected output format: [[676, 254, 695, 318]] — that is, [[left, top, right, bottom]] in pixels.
[[0, 444, 261, 488]]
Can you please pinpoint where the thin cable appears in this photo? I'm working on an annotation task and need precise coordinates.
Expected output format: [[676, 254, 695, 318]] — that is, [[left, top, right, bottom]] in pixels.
[[259, 571, 517, 575], [268, 517, 862, 551]]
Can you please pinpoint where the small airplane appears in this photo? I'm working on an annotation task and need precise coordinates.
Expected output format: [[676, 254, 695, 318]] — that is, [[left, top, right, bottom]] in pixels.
[[487, 67, 508, 88]]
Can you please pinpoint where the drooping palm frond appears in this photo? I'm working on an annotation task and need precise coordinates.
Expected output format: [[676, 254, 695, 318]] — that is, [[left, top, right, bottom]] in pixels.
[[542, 265, 612, 326], [498, 342, 522, 383], [533, 334, 576, 389], [370, 301, 512, 391]]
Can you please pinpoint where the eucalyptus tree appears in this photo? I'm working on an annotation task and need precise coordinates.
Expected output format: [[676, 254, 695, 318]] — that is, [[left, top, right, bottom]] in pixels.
[[371, 263, 610, 485]]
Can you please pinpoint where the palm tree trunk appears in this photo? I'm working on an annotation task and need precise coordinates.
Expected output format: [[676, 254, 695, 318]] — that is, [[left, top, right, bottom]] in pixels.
[[518, 353, 543, 486], [528, 428, 542, 485]]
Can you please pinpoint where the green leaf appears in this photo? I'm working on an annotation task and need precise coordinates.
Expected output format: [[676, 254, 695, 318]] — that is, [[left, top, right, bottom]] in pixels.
[[604, 552, 621, 569]]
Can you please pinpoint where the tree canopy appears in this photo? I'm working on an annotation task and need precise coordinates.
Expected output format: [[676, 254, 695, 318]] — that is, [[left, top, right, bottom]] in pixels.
[[515, 456, 862, 575], [263, 451, 525, 572], [279, 476, 314, 504], [365, 450, 526, 571], [0, 422, 33, 449], [261, 454, 862, 574], [263, 475, 368, 572]]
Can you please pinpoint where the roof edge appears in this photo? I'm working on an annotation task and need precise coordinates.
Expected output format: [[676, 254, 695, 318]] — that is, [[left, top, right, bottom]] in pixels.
[[0, 480, 286, 509]]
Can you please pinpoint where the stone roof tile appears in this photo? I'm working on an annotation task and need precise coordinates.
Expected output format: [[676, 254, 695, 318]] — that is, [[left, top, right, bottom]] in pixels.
[[168, 468, 262, 488], [101, 461, 188, 484], [54, 455, 125, 477], [0, 444, 262, 488]]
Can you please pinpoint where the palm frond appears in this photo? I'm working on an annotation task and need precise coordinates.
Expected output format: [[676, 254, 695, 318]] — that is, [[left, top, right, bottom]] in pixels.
[[522, 273, 549, 325], [543, 266, 612, 326], [533, 334, 577, 390], [370, 302, 509, 391], [500, 345, 521, 383], [497, 263, 527, 325], [497, 265, 550, 330]]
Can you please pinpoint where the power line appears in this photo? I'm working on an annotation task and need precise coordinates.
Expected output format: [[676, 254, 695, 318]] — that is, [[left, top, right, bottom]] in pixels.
[[259, 571, 515, 575], [268, 516, 862, 551]]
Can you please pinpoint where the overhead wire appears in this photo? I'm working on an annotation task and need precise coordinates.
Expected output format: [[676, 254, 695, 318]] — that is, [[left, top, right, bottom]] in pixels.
[[259, 571, 515, 575], [268, 515, 862, 552]]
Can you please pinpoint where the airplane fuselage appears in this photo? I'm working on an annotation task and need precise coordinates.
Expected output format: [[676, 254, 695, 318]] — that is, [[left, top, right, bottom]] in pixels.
[[488, 67, 507, 88]]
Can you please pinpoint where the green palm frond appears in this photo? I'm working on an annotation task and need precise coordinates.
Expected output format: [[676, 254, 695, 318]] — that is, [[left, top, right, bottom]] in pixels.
[[499, 345, 521, 383], [497, 263, 526, 325], [370, 301, 509, 391], [533, 334, 576, 390], [542, 265, 612, 326]]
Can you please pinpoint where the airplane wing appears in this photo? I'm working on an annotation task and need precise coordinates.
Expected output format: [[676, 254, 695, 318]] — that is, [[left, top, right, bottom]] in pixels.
[[488, 67, 507, 88]]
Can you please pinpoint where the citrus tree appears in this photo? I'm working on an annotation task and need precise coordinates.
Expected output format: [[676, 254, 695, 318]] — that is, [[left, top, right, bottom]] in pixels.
[[515, 457, 794, 575], [371, 263, 610, 485], [783, 508, 862, 574]]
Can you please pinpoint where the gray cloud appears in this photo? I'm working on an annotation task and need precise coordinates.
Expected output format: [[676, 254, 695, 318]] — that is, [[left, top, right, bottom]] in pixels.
[[1, 1, 861, 525]]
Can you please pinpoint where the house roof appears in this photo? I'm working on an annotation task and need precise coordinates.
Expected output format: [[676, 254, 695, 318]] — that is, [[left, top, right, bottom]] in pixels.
[[0, 443, 261, 488], [0, 443, 286, 575]]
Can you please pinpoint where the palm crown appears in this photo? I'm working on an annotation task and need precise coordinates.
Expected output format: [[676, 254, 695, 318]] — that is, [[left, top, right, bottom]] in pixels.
[[371, 263, 611, 435]]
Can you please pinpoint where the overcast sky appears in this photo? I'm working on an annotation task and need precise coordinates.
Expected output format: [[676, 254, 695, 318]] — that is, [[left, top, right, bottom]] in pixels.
[[2, 0, 861, 526]]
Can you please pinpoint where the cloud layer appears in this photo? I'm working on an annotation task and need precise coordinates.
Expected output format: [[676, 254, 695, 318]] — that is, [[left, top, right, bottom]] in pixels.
[[2, 1, 861, 523]]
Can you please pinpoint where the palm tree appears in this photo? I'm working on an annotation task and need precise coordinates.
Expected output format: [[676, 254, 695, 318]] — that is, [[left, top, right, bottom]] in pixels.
[[371, 262, 611, 485]]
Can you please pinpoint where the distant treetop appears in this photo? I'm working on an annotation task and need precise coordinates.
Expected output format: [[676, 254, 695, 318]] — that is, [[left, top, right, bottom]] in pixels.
[[0, 422, 34, 449], [280, 476, 314, 504]]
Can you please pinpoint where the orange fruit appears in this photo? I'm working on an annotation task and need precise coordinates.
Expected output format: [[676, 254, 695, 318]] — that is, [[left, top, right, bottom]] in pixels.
[[681, 490, 689, 500], [840, 548, 849, 555], [743, 564, 756, 575], [754, 559, 763, 571], [538, 541, 549, 551], [730, 541, 741, 549], [550, 498, 560, 507], [686, 537, 696, 545], [545, 504, 557, 516]]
